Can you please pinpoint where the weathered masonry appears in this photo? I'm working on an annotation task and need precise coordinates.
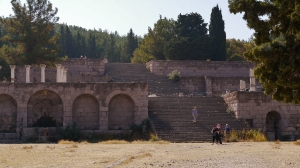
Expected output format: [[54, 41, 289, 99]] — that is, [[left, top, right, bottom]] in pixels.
[[0, 82, 148, 134]]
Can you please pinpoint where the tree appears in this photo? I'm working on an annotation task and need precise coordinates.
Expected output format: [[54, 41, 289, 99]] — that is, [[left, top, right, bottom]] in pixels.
[[106, 33, 119, 62], [131, 16, 175, 63], [0, 0, 61, 66], [121, 28, 138, 63], [209, 5, 226, 61], [165, 12, 212, 60], [228, 0, 300, 103]]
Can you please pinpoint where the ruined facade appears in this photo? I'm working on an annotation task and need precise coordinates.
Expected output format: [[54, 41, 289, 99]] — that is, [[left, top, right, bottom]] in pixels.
[[0, 59, 299, 141]]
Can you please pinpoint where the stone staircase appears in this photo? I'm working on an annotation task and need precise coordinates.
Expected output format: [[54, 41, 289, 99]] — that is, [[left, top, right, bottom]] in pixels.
[[148, 97, 246, 142], [105, 63, 189, 96]]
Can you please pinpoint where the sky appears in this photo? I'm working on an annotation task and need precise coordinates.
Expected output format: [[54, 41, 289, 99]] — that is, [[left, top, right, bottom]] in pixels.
[[0, 0, 254, 40]]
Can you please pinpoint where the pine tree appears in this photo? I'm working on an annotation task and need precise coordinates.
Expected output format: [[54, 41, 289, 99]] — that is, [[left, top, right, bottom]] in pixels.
[[121, 28, 138, 62], [209, 5, 226, 61], [0, 0, 61, 66], [65, 25, 74, 58], [229, 0, 300, 103]]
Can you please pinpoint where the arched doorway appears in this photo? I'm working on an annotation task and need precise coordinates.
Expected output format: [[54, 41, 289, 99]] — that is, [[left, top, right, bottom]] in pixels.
[[266, 111, 281, 140], [27, 90, 63, 127], [72, 94, 99, 130], [108, 94, 134, 130], [0, 94, 17, 132]]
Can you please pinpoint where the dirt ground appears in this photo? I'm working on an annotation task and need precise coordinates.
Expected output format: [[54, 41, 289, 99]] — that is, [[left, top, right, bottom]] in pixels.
[[0, 141, 299, 168]]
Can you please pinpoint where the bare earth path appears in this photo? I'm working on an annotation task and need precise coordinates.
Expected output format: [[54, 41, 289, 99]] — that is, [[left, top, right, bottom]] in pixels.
[[0, 142, 299, 168]]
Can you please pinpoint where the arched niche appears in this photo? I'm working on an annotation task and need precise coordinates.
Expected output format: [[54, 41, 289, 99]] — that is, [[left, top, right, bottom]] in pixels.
[[108, 94, 134, 130], [0, 94, 17, 132], [72, 94, 99, 130], [27, 90, 63, 127], [266, 111, 281, 140]]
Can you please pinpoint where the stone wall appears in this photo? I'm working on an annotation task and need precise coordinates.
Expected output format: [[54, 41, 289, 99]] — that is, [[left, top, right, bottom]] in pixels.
[[223, 91, 300, 139], [146, 60, 256, 77], [179, 77, 250, 96], [15, 58, 108, 83], [0, 82, 148, 136]]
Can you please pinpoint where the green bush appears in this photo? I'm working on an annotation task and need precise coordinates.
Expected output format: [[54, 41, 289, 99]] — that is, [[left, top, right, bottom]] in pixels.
[[168, 70, 181, 82], [32, 115, 57, 127], [56, 122, 80, 141]]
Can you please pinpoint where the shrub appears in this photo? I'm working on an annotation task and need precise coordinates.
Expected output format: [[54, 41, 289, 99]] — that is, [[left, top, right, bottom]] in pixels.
[[32, 115, 57, 127], [56, 122, 80, 141], [229, 129, 267, 142], [226, 107, 235, 116], [168, 70, 181, 82]]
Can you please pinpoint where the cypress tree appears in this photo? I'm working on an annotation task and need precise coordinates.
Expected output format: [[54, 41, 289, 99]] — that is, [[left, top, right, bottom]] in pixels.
[[209, 5, 226, 61]]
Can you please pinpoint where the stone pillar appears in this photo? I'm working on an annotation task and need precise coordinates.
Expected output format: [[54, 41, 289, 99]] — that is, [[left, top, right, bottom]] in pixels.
[[63, 68, 68, 82], [240, 80, 246, 91], [60, 66, 64, 82], [0, 66, 2, 70], [9, 65, 16, 83], [40, 64, 46, 83], [250, 68, 256, 91], [55, 64, 61, 82], [25, 65, 31, 83], [204, 76, 212, 97]]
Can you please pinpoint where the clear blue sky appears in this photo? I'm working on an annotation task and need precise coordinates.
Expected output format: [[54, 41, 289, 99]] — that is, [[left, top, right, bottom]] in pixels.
[[0, 0, 253, 40]]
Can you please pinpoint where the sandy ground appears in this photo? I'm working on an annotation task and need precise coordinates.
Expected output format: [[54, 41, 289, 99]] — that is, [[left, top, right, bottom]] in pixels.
[[0, 141, 299, 168]]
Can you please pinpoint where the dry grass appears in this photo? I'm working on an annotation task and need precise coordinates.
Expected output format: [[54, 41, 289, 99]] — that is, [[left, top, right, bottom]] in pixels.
[[70, 144, 78, 148], [22, 145, 33, 149], [58, 140, 77, 144], [269, 140, 282, 149], [98, 140, 130, 144], [119, 153, 152, 166], [46, 145, 55, 149], [229, 129, 267, 142], [131, 140, 170, 144], [294, 140, 300, 145]]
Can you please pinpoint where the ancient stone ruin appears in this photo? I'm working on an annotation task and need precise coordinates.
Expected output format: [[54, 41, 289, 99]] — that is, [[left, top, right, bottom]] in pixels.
[[0, 59, 299, 142]]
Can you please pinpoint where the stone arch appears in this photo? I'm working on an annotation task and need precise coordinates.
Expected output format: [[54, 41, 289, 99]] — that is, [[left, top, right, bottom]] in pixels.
[[266, 111, 281, 140], [72, 94, 99, 130], [108, 94, 135, 130], [0, 94, 17, 132], [27, 90, 63, 127]]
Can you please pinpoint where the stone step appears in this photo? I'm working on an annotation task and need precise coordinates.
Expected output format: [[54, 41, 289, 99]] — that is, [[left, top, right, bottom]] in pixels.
[[149, 97, 246, 142]]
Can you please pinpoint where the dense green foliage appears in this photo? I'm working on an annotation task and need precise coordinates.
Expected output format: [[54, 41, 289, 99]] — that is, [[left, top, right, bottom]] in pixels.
[[226, 38, 255, 61], [229, 0, 300, 103], [0, 0, 61, 66], [56, 122, 81, 141], [132, 16, 175, 63], [132, 13, 215, 63], [209, 5, 227, 61], [165, 13, 212, 60]]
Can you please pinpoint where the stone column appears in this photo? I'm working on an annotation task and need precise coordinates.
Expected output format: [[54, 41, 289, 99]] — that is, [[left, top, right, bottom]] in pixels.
[[55, 64, 61, 82], [63, 68, 68, 82], [60, 66, 64, 82], [9, 65, 16, 83], [25, 65, 31, 83], [250, 68, 256, 91], [40, 64, 46, 83], [204, 76, 212, 97], [240, 80, 246, 91]]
